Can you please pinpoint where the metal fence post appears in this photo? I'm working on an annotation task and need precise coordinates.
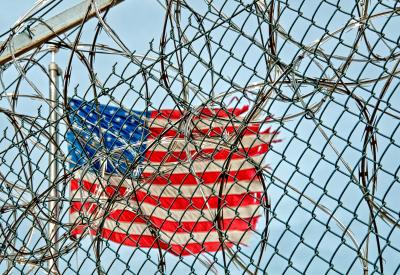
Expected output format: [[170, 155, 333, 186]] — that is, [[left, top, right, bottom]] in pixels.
[[48, 45, 60, 274]]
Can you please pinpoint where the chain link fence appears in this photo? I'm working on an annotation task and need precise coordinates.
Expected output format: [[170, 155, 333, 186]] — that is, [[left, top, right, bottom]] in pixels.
[[0, 0, 399, 274]]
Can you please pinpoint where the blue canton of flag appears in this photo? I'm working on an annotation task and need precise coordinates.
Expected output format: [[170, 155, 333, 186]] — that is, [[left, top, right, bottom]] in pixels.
[[66, 98, 148, 177]]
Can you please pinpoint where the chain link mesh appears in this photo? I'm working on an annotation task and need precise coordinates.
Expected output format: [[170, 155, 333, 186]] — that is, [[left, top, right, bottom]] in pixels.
[[0, 0, 399, 274]]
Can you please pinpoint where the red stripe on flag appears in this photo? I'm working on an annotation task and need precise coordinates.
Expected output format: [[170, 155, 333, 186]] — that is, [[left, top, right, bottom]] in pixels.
[[70, 205, 260, 233], [141, 168, 260, 185], [144, 144, 269, 163], [71, 227, 236, 256], [148, 125, 274, 139], [149, 105, 249, 120], [70, 187, 263, 210]]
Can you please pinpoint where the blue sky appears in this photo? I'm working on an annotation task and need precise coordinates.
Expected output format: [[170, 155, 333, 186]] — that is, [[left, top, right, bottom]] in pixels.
[[0, 1, 399, 274]]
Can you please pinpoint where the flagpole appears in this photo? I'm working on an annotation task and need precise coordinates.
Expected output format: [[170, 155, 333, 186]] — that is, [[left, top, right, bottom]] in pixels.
[[48, 45, 60, 274]]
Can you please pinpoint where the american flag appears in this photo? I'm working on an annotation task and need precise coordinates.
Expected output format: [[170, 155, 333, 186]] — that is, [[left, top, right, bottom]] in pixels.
[[67, 98, 276, 256]]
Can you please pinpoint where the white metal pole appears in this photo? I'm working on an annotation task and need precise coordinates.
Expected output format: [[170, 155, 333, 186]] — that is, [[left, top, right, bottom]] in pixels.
[[48, 45, 60, 275], [0, 0, 124, 65]]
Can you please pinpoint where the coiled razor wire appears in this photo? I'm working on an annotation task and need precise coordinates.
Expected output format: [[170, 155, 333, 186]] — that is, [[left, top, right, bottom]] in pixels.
[[0, 0, 399, 274]]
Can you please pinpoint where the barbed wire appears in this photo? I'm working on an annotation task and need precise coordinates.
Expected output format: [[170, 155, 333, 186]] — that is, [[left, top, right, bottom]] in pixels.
[[0, 0, 399, 274]]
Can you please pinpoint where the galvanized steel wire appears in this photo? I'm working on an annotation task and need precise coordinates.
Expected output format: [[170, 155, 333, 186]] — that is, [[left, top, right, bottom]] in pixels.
[[0, 0, 399, 274]]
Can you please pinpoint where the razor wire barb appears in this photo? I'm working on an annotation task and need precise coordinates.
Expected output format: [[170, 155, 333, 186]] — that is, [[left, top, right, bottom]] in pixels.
[[0, 0, 399, 274]]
